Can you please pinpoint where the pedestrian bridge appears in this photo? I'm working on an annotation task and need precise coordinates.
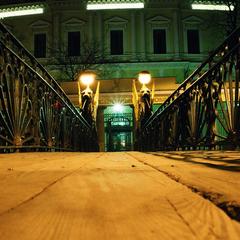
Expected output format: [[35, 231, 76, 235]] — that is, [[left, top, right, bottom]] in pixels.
[[0, 22, 240, 152], [0, 20, 240, 239], [0, 151, 239, 239]]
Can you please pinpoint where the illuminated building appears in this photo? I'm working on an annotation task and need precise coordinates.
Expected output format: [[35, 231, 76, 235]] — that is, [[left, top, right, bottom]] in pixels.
[[0, 0, 235, 151]]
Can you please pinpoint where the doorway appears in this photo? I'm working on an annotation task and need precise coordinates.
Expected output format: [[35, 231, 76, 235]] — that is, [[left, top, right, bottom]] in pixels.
[[104, 105, 133, 151]]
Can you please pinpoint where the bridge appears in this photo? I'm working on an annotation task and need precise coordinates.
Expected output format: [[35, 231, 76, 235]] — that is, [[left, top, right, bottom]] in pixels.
[[0, 22, 240, 239]]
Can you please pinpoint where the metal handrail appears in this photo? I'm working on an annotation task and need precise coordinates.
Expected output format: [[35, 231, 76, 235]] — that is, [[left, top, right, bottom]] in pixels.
[[0, 22, 89, 127], [1, 41, 91, 128], [144, 26, 240, 128], [146, 42, 240, 127], [0, 22, 99, 151], [137, 27, 240, 150]]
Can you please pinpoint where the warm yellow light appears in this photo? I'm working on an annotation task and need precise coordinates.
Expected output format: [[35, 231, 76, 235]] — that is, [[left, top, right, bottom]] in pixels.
[[79, 72, 96, 86], [138, 71, 151, 85]]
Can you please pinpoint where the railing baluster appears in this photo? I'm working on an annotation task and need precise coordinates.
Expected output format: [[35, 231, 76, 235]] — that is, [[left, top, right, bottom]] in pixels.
[[138, 27, 240, 151], [0, 22, 98, 152]]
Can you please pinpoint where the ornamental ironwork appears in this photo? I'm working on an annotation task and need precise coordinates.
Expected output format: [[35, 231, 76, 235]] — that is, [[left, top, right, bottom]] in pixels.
[[0, 22, 99, 152], [136, 27, 240, 151]]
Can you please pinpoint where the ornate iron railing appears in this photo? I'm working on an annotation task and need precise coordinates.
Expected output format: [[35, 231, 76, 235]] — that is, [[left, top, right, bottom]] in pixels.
[[0, 22, 99, 152], [138, 27, 240, 151]]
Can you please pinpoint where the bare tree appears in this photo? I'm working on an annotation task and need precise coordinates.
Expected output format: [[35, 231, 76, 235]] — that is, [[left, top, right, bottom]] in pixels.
[[49, 40, 107, 81], [221, 0, 240, 34], [190, 0, 240, 35]]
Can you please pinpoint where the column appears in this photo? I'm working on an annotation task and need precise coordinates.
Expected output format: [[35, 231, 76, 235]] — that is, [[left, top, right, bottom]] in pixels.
[[88, 13, 93, 42], [131, 12, 136, 60], [140, 12, 146, 60], [97, 12, 103, 54], [173, 10, 180, 59], [52, 12, 61, 50]]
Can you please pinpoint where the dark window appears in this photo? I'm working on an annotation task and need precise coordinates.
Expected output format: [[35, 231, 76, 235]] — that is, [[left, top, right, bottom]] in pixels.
[[187, 29, 200, 54], [68, 31, 80, 56], [153, 29, 166, 54], [110, 30, 123, 55], [34, 33, 46, 58]]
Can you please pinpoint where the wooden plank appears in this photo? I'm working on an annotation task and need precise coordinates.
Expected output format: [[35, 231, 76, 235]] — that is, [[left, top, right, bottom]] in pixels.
[[129, 151, 240, 220], [0, 152, 239, 239]]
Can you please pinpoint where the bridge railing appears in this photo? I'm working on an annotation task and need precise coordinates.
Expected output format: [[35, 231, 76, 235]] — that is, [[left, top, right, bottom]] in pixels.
[[0, 22, 99, 152], [139, 27, 240, 151]]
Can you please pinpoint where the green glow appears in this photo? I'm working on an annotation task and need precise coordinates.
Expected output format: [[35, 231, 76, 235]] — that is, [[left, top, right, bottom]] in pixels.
[[191, 3, 234, 11], [113, 103, 124, 113], [105, 105, 132, 114], [87, 2, 144, 10], [0, 5, 44, 19]]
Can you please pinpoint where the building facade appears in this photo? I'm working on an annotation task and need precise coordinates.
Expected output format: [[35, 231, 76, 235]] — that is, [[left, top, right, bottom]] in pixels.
[[0, 0, 232, 150]]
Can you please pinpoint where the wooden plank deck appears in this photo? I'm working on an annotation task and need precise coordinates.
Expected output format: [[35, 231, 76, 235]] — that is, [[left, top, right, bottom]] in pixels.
[[0, 152, 239, 239], [129, 151, 240, 221]]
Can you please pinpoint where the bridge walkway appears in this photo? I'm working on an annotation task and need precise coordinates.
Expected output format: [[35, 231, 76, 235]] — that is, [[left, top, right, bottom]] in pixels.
[[0, 151, 239, 239]]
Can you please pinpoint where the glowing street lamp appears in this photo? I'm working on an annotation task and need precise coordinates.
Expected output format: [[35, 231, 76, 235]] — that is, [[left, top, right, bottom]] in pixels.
[[77, 71, 100, 124], [132, 70, 154, 149], [136, 70, 153, 121], [77, 71, 96, 108], [138, 70, 151, 94], [79, 71, 96, 88], [138, 70, 151, 85]]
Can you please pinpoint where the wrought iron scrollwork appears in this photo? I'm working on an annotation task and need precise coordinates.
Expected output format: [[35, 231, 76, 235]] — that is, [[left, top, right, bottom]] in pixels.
[[0, 52, 34, 149], [0, 22, 98, 152], [139, 27, 240, 151]]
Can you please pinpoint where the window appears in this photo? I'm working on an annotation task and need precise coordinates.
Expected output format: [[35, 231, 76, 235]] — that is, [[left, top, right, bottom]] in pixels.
[[110, 30, 123, 55], [187, 29, 200, 54], [153, 29, 166, 54], [34, 33, 46, 58], [68, 31, 80, 56]]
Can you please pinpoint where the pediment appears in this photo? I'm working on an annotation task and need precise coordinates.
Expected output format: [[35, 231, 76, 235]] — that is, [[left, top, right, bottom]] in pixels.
[[30, 20, 50, 28], [147, 15, 170, 24], [105, 16, 128, 25], [182, 16, 203, 24], [63, 18, 86, 26]]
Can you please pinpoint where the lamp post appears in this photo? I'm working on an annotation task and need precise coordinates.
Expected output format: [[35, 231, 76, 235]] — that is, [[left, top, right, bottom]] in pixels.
[[138, 71, 152, 122], [132, 70, 154, 150], [138, 70, 151, 89], [78, 71, 100, 124], [79, 71, 95, 105], [78, 71, 96, 123]]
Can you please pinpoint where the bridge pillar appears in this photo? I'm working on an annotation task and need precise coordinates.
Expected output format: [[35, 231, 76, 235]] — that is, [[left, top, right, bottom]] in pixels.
[[97, 106, 106, 152]]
